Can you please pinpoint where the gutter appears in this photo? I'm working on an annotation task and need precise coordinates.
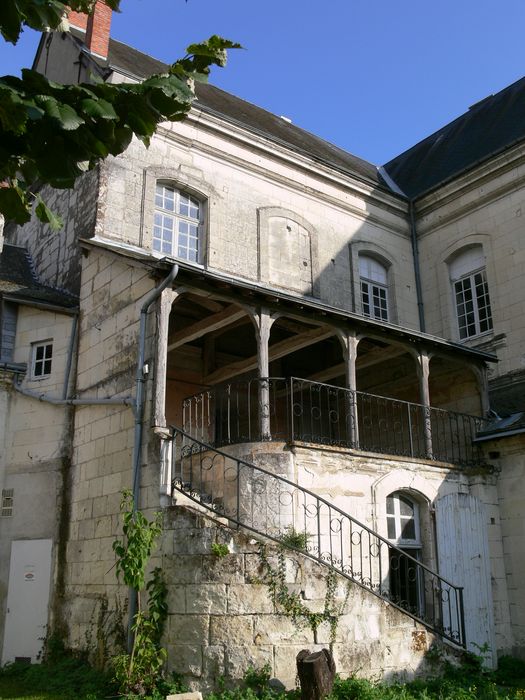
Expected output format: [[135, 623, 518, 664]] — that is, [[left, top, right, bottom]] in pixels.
[[409, 200, 426, 332], [127, 263, 179, 651]]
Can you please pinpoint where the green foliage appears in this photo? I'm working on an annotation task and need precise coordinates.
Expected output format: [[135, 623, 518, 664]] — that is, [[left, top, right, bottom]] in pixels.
[[0, 651, 116, 700], [206, 664, 283, 700], [111, 491, 169, 697], [279, 527, 309, 551], [211, 542, 230, 557], [112, 490, 162, 592], [0, 2, 240, 227], [257, 544, 350, 643]]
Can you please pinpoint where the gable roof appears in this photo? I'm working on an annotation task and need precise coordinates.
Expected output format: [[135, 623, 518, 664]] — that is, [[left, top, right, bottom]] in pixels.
[[0, 244, 78, 310], [383, 75, 525, 199], [104, 37, 384, 189]]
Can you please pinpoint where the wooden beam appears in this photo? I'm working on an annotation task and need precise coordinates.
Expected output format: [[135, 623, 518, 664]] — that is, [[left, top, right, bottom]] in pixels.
[[305, 345, 407, 383], [204, 326, 334, 385], [167, 305, 247, 352], [184, 293, 224, 313]]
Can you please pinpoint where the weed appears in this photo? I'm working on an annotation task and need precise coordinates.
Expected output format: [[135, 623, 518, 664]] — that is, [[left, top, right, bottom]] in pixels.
[[279, 527, 308, 550], [212, 542, 230, 557]]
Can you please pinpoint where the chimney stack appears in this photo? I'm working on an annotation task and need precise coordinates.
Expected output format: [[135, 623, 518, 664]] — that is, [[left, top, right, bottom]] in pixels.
[[68, 1, 112, 60]]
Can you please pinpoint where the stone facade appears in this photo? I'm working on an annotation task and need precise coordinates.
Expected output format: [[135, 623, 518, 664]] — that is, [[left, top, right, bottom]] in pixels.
[[1, 4, 525, 684]]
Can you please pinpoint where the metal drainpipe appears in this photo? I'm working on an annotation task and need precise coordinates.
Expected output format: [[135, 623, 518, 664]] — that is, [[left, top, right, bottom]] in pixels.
[[127, 263, 179, 649], [62, 314, 78, 400], [409, 199, 426, 333]]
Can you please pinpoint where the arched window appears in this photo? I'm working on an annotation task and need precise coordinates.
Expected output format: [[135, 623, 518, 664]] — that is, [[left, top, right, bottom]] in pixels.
[[386, 492, 421, 546], [359, 255, 389, 321], [449, 246, 493, 339], [153, 183, 202, 262], [386, 491, 422, 613]]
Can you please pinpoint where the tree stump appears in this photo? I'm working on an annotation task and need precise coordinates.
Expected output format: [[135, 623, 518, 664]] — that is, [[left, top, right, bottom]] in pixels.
[[296, 648, 336, 700]]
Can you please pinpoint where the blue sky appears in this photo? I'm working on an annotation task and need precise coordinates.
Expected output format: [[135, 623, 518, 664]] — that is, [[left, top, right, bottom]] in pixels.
[[2, 0, 525, 165]]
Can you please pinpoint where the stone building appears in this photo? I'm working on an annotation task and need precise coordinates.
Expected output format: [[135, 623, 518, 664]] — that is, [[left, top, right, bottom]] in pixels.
[[0, 1, 524, 685]]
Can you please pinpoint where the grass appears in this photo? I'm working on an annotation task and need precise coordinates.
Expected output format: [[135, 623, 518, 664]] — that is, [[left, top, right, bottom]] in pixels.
[[1, 654, 525, 700]]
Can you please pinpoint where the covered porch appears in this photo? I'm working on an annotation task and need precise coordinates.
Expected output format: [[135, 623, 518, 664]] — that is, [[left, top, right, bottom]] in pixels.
[[153, 262, 495, 468]]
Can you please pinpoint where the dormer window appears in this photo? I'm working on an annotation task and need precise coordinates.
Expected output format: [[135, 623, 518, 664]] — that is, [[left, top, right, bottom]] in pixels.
[[153, 184, 201, 262]]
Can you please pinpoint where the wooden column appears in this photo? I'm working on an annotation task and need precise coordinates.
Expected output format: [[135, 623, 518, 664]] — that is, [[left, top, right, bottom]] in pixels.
[[473, 364, 490, 416], [417, 349, 433, 459], [340, 330, 360, 447], [153, 287, 179, 428], [254, 307, 275, 440], [154, 286, 179, 505]]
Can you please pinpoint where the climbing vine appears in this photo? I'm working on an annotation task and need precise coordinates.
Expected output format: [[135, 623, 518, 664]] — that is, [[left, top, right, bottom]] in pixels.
[[111, 491, 168, 697], [257, 543, 351, 644]]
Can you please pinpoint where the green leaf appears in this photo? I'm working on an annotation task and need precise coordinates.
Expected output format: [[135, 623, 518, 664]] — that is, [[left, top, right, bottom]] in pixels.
[[80, 97, 118, 120], [0, 186, 31, 224], [36, 96, 85, 130], [35, 195, 63, 230]]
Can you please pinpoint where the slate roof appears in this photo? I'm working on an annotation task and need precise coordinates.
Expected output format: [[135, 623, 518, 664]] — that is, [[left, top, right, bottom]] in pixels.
[[0, 244, 78, 309], [104, 37, 384, 188], [383, 75, 525, 199]]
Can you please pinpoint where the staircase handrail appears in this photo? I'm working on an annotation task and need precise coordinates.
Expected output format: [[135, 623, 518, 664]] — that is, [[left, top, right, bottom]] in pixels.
[[170, 425, 466, 647]]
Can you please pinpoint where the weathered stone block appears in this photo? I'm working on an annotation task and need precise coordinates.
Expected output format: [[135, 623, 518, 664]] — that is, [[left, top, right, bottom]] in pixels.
[[186, 584, 228, 614], [166, 645, 203, 678], [209, 615, 253, 646], [224, 644, 273, 680], [169, 614, 209, 645], [253, 614, 312, 645], [227, 584, 274, 615]]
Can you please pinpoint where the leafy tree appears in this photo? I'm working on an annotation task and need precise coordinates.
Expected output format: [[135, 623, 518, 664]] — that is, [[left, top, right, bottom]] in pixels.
[[0, 0, 239, 228]]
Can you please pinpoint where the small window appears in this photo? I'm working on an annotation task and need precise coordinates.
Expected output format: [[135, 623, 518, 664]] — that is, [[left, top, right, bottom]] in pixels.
[[359, 255, 389, 321], [449, 247, 493, 340], [32, 341, 53, 378], [386, 492, 420, 545], [153, 184, 201, 262], [1, 489, 14, 517]]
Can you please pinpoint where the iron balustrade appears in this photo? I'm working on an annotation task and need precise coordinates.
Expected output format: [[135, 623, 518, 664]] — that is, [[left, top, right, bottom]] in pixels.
[[170, 427, 467, 647], [182, 377, 490, 466]]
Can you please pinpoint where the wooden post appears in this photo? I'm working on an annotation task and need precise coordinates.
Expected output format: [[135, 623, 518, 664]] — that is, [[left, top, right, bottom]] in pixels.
[[296, 648, 336, 700], [255, 307, 274, 440], [153, 287, 179, 428], [339, 329, 360, 447], [417, 349, 433, 459]]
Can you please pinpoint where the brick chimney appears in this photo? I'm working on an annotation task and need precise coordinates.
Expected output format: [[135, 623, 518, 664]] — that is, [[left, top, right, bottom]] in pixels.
[[68, 2, 112, 60]]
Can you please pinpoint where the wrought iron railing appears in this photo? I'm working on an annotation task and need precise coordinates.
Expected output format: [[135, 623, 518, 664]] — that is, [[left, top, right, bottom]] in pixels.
[[183, 377, 489, 466], [170, 427, 466, 647]]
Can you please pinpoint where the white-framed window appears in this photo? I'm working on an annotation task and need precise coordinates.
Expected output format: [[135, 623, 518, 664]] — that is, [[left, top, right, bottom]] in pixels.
[[359, 255, 389, 321], [449, 247, 493, 340], [386, 492, 421, 546], [153, 183, 201, 262], [32, 341, 53, 379], [386, 491, 423, 613]]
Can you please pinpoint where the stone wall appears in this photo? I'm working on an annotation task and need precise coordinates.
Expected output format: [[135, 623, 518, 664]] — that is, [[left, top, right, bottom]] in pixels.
[[491, 435, 525, 657], [161, 505, 450, 691]]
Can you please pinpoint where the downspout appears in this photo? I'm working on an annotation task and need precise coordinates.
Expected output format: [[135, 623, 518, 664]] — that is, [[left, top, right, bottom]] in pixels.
[[127, 263, 179, 650], [131, 263, 179, 512], [409, 199, 426, 333]]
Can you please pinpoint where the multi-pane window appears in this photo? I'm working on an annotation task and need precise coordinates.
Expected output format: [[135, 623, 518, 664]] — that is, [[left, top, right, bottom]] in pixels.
[[449, 247, 493, 340], [32, 341, 53, 378], [153, 184, 201, 262], [386, 492, 422, 613], [386, 492, 420, 544], [359, 255, 389, 321]]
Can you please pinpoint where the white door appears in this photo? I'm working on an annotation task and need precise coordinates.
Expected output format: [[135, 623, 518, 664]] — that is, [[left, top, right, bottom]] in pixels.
[[2, 539, 53, 665], [435, 494, 496, 666]]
